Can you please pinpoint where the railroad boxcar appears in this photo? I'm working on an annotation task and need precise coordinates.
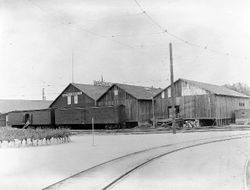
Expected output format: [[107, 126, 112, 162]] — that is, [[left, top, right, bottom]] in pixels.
[[55, 105, 126, 129], [8, 108, 55, 128]]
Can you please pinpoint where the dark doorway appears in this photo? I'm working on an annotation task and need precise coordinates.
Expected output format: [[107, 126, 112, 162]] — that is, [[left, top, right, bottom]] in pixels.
[[168, 106, 180, 118], [24, 113, 30, 123]]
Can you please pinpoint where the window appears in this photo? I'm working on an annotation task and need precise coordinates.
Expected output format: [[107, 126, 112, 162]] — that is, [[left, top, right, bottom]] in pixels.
[[74, 95, 78, 104], [239, 102, 245, 107], [67, 96, 71, 105], [114, 89, 118, 96], [161, 91, 165, 99], [167, 88, 171, 98]]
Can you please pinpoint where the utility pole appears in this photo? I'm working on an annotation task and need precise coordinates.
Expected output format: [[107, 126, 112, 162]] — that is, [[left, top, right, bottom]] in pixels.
[[71, 48, 74, 83], [169, 43, 176, 134], [42, 88, 46, 101]]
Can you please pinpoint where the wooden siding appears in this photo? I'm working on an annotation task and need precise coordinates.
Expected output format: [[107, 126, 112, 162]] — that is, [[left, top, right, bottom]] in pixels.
[[8, 109, 53, 126], [50, 84, 95, 109], [214, 95, 250, 120], [97, 85, 153, 122], [235, 109, 250, 119], [55, 106, 125, 125], [155, 94, 215, 120], [156, 79, 209, 100], [154, 79, 250, 121], [0, 114, 6, 126], [97, 85, 138, 122], [138, 100, 153, 122]]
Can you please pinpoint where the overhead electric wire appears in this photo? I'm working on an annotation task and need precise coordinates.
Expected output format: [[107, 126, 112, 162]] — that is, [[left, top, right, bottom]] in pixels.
[[133, 0, 248, 60], [26, 0, 135, 49]]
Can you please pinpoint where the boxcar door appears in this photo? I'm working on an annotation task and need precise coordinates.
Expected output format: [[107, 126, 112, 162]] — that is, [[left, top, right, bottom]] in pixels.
[[81, 109, 86, 125]]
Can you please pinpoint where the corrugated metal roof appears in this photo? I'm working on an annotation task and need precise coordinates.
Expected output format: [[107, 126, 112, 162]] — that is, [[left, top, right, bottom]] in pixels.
[[0, 99, 52, 113], [115, 83, 162, 100], [181, 78, 250, 98], [72, 83, 109, 100]]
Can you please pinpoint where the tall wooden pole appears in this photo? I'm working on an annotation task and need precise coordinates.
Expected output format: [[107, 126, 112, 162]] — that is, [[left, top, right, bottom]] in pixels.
[[169, 43, 176, 134], [152, 98, 155, 128], [71, 48, 74, 83], [42, 88, 45, 101]]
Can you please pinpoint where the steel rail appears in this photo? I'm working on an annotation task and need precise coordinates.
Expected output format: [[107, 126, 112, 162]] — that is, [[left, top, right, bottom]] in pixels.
[[103, 134, 250, 190], [43, 133, 249, 190]]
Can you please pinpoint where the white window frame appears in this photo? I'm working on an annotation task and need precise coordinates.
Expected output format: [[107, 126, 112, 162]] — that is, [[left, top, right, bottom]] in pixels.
[[74, 95, 78, 104], [67, 96, 71, 105]]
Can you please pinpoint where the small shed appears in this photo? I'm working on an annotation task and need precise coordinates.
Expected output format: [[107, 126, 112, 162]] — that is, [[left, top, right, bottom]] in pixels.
[[97, 83, 161, 126], [154, 78, 250, 126], [49, 83, 109, 109], [235, 109, 250, 125]]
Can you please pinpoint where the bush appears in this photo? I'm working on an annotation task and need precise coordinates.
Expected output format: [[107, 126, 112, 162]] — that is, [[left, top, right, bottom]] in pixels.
[[0, 127, 71, 147]]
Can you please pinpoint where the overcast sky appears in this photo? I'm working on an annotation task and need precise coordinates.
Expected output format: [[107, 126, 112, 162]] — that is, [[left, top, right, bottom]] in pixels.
[[0, 0, 249, 100]]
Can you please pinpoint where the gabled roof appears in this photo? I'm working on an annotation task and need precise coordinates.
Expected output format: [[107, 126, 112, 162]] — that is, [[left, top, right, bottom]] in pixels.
[[49, 83, 109, 107], [155, 78, 250, 98], [0, 99, 52, 113], [72, 83, 109, 100], [180, 78, 249, 98], [98, 83, 162, 100]]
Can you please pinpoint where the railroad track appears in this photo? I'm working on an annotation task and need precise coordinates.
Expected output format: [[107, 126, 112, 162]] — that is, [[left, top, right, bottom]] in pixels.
[[43, 133, 250, 190]]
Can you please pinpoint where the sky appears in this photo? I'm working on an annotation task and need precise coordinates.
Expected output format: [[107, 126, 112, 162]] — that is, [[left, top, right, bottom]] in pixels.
[[0, 0, 249, 100]]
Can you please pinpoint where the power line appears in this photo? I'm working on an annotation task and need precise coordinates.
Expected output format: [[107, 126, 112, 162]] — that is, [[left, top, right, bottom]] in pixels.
[[133, 0, 248, 60], [26, 0, 135, 49]]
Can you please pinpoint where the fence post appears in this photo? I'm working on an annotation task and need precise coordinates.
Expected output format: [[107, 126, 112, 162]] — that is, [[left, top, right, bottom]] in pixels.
[[92, 117, 95, 146]]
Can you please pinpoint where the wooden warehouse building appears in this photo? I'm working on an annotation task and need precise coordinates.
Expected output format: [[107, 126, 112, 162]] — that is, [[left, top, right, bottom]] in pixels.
[[49, 82, 126, 128], [97, 83, 162, 126], [154, 78, 250, 126], [49, 83, 109, 109]]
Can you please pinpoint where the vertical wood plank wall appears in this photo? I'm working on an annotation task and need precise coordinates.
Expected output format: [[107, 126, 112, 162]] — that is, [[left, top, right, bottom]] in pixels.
[[50, 85, 95, 109], [154, 79, 250, 122], [97, 85, 139, 122], [215, 95, 250, 121]]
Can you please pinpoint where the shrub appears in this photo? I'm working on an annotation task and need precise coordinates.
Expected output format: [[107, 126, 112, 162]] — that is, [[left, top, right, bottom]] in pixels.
[[0, 127, 71, 147]]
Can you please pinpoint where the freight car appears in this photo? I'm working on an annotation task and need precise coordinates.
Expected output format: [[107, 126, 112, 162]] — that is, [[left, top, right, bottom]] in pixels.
[[55, 105, 126, 129], [8, 108, 55, 128], [8, 105, 126, 129]]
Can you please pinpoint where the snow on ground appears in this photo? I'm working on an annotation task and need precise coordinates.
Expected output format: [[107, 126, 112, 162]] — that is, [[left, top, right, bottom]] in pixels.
[[0, 130, 249, 190], [113, 137, 250, 190]]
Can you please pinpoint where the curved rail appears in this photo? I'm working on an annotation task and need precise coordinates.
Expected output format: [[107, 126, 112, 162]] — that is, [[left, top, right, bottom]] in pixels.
[[43, 133, 250, 190], [103, 134, 250, 190]]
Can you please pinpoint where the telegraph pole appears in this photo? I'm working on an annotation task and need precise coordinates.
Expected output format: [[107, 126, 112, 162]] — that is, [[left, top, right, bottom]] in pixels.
[[169, 43, 176, 134], [42, 88, 46, 101], [71, 48, 74, 83]]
